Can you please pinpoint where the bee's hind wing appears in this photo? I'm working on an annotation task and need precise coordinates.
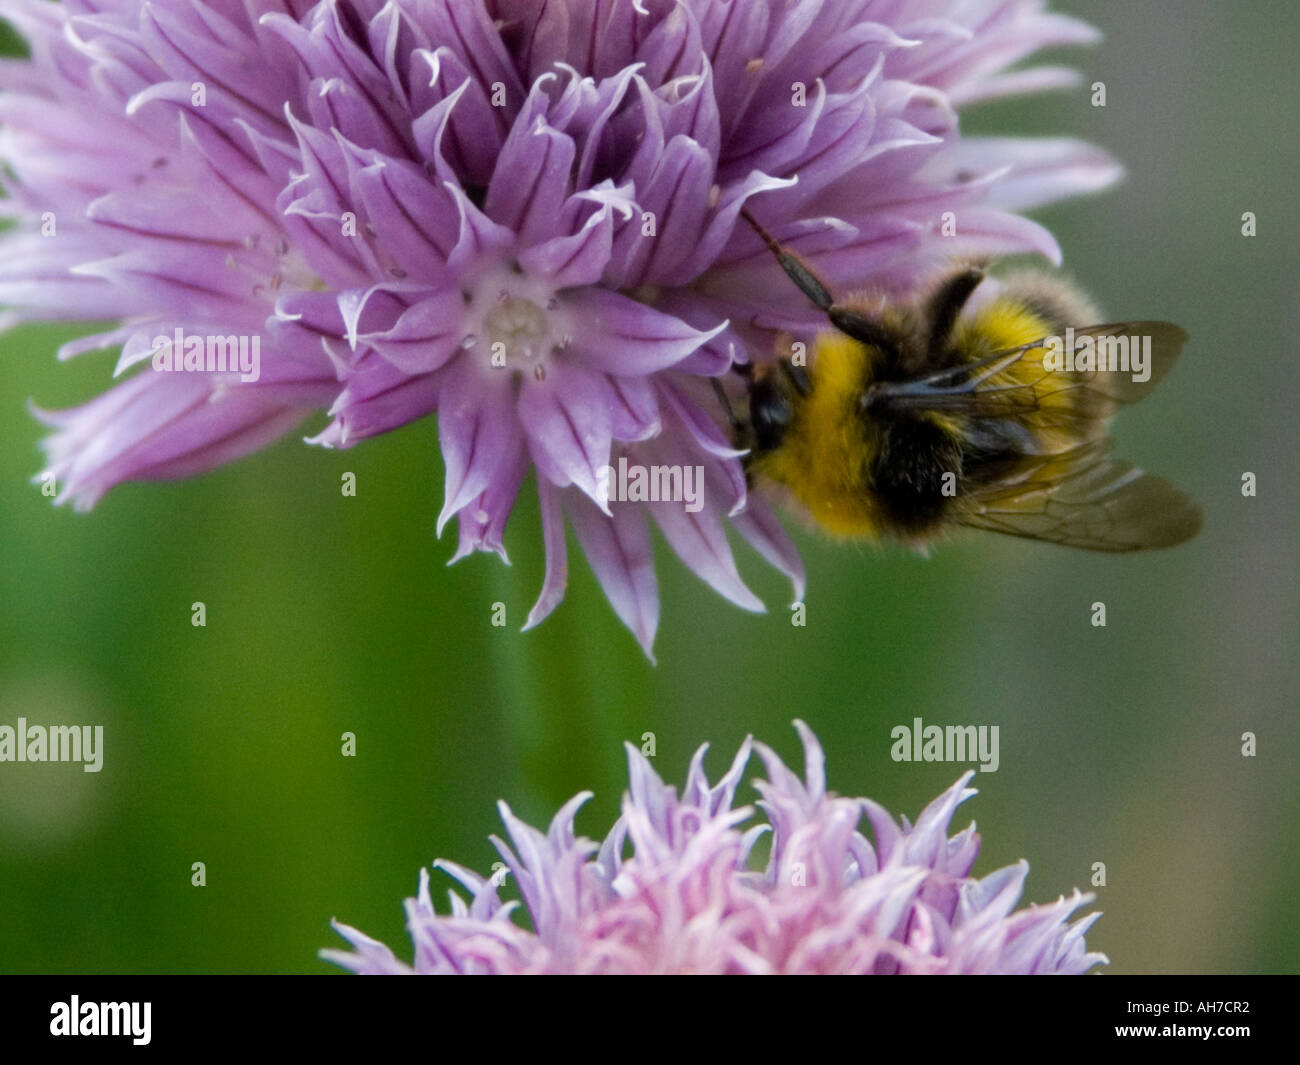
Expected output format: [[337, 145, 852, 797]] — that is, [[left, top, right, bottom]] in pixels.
[[957, 440, 1202, 552]]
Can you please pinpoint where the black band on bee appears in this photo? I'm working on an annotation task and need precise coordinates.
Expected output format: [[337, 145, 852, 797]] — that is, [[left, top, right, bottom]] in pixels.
[[871, 419, 964, 527]]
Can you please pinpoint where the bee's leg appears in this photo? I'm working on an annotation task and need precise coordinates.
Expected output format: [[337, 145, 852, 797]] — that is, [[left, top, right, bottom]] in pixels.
[[779, 358, 811, 396], [925, 266, 985, 357], [711, 376, 743, 433]]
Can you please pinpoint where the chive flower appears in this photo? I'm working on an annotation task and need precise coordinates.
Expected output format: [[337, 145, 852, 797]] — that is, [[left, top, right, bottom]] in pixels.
[[324, 721, 1107, 974], [0, 0, 1118, 653]]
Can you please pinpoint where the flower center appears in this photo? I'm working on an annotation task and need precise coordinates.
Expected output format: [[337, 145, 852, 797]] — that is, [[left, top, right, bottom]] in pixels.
[[484, 296, 549, 359], [461, 265, 570, 380]]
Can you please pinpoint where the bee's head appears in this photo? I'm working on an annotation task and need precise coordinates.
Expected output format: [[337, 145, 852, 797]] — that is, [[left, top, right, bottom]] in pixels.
[[746, 368, 794, 454]]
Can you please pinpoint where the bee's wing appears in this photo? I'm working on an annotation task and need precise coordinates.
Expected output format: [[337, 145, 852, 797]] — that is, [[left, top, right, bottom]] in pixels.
[[958, 440, 1202, 552], [869, 322, 1189, 422], [1060, 321, 1188, 404]]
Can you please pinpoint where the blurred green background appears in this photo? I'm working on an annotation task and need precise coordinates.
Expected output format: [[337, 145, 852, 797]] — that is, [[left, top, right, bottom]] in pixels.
[[0, 0, 1295, 974]]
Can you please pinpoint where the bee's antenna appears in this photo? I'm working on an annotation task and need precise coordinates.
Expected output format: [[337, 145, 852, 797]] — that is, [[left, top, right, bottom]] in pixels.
[[739, 207, 834, 311], [739, 207, 783, 258]]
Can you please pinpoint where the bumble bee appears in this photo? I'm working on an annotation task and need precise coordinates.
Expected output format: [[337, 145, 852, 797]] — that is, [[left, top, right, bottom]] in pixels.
[[718, 210, 1202, 551]]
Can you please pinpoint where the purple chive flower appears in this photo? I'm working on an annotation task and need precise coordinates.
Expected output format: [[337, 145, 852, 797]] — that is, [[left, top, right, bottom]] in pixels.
[[0, 1, 1119, 654], [324, 721, 1107, 974]]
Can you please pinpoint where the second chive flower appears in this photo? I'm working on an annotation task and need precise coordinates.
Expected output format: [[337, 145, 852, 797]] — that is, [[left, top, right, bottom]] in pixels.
[[325, 722, 1107, 975]]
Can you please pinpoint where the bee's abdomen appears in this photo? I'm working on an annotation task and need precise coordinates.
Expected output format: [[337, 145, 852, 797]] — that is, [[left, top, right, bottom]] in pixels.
[[871, 418, 963, 531]]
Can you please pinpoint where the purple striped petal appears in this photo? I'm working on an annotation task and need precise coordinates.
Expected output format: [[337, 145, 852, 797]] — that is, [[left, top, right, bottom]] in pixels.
[[518, 360, 613, 511], [567, 288, 727, 376], [567, 499, 659, 660]]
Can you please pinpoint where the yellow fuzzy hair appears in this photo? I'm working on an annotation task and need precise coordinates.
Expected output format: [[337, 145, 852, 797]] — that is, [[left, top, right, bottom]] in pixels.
[[751, 295, 1068, 539]]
